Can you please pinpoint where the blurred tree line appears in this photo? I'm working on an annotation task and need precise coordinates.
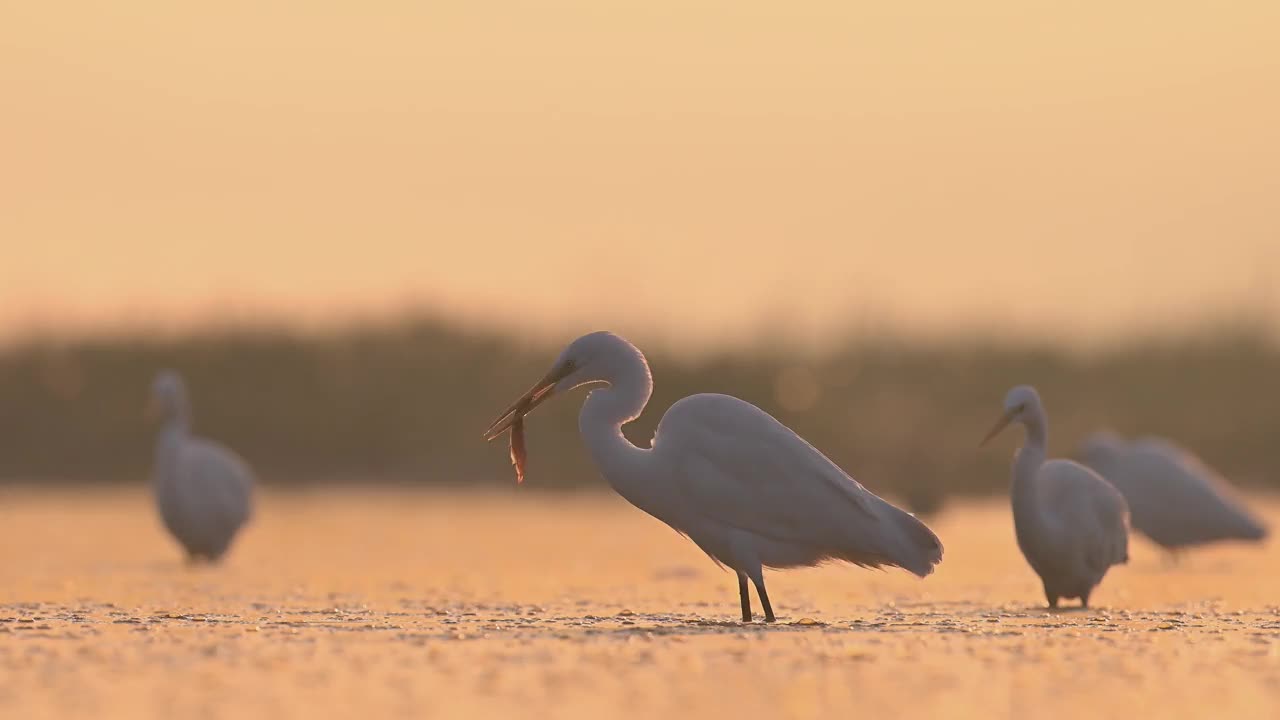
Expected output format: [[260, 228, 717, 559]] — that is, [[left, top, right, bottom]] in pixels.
[[0, 317, 1276, 504]]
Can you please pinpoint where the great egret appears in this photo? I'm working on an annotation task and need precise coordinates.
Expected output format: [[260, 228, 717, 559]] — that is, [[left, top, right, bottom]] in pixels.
[[981, 386, 1128, 609], [149, 370, 254, 563], [1079, 431, 1267, 554], [483, 331, 943, 623]]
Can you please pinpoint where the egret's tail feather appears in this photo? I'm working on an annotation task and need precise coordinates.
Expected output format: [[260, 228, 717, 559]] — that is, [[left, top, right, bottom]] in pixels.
[[1210, 506, 1268, 543], [1238, 516, 1268, 542], [849, 503, 944, 578], [897, 509, 945, 577]]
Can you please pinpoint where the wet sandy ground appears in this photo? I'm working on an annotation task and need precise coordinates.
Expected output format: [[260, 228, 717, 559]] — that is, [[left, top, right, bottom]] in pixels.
[[1, 488, 1278, 719]]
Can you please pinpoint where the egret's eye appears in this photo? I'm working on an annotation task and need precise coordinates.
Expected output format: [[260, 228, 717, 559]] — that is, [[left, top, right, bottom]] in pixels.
[[550, 359, 577, 384]]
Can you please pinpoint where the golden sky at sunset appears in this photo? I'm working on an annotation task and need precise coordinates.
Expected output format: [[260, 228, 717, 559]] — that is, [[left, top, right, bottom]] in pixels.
[[2, 2, 1278, 347]]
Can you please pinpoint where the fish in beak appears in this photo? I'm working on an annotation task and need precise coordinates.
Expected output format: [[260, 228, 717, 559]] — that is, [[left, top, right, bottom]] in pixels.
[[483, 362, 574, 483], [979, 407, 1018, 447]]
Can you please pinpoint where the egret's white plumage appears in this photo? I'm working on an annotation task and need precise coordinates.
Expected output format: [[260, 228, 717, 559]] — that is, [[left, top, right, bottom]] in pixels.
[[982, 386, 1129, 609], [484, 332, 943, 622], [1079, 431, 1267, 552], [151, 370, 254, 563]]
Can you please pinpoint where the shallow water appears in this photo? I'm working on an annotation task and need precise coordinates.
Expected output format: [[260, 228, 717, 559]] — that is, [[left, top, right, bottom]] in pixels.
[[1, 488, 1278, 719]]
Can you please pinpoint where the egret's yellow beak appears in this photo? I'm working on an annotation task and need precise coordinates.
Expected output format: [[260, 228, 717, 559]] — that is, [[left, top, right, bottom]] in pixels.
[[482, 364, 572, 441], [979, 408, 1018, 447]]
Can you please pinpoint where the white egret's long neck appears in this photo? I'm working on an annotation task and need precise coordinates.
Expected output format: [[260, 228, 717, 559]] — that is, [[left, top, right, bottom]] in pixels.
[[154, 411, 190, 474], [579, 351, 653, 501], [1011, 405, 1052, 555]]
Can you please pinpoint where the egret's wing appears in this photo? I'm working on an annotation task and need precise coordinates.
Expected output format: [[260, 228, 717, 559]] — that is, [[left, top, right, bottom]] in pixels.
[[1039, 460, 1129, 573], [655, 394, 942, 575], [1123, 439, 1267, 543], [180, 439, 255, 530]]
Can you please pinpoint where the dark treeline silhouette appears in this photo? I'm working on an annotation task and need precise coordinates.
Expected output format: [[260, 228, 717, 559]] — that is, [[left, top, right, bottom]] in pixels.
[[1, 317, 1276, 505]]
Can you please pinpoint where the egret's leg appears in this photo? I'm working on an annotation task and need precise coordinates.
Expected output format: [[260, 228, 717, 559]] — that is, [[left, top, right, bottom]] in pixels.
[[750, 575, 775, 623], [1080, 591, 1091, 609], [1042, 581, 1058, 610], [737, 572, 752, 623]]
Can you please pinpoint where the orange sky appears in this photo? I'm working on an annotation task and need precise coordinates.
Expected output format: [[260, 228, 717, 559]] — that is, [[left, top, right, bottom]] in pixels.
[[2, 2, 1278, 348]]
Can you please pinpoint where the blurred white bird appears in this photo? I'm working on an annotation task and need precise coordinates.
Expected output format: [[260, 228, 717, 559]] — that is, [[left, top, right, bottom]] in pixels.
[[483, 331, 943, 623], [150, 370, 254, 563], [982, 386, 1129, 609], [1079, 431, 1267, 556]]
